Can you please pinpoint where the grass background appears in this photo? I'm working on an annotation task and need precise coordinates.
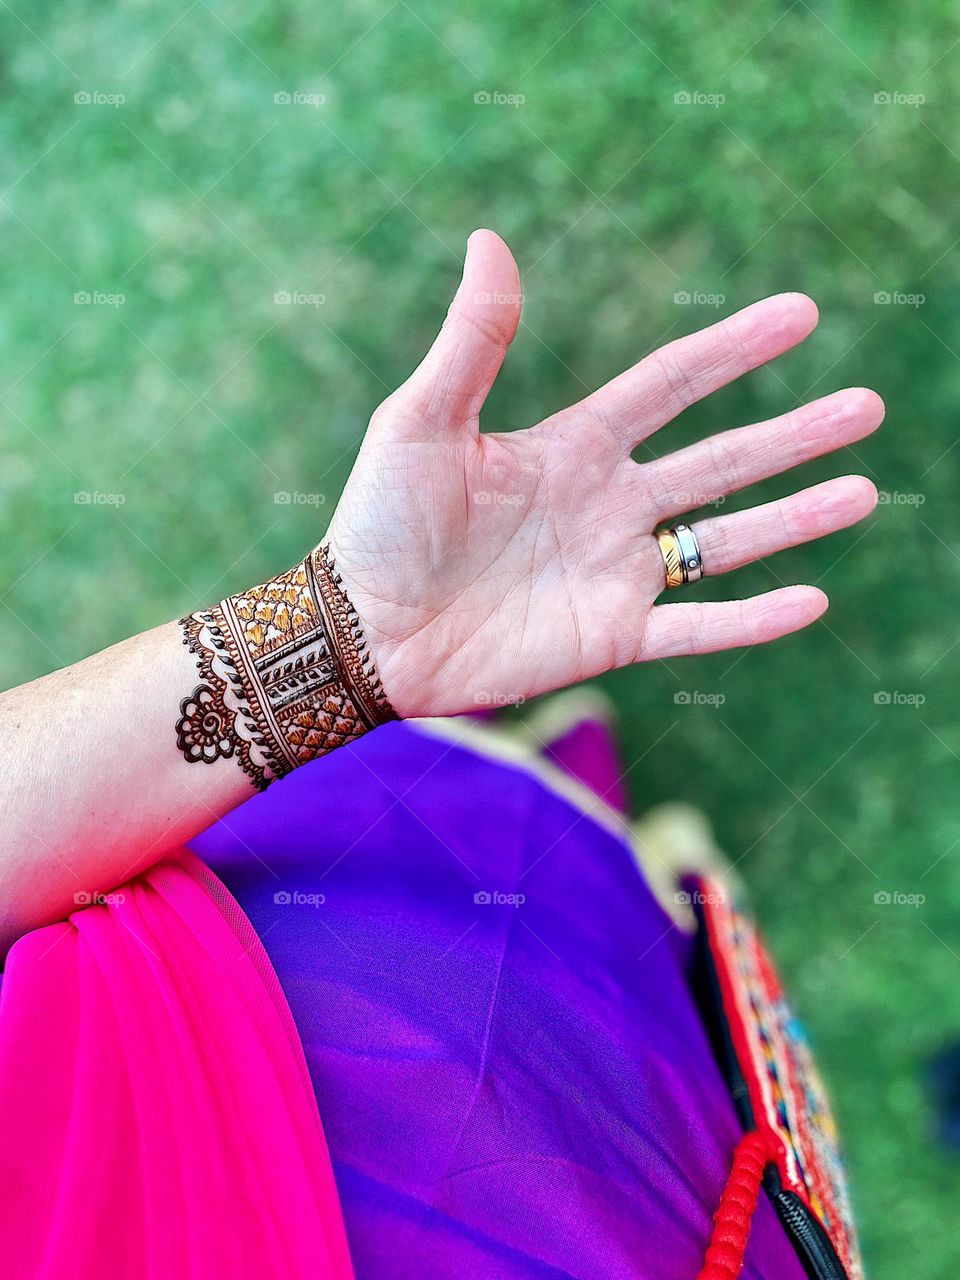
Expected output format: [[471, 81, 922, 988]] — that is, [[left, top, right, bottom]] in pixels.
[[1, 1, 958, 1273]]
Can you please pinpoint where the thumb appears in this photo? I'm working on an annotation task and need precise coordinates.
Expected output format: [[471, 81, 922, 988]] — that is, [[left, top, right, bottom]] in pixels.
[[395, 229, 522, 434]]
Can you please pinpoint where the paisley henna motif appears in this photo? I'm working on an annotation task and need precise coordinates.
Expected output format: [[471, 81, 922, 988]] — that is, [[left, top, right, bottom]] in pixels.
[[176, 544, 396, 788]]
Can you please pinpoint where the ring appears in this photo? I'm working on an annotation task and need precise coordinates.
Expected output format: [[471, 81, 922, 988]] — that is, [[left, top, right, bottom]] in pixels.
[[655, 523, 704, 589]]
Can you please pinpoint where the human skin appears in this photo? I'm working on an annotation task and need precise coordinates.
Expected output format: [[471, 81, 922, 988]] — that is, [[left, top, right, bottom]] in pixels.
[[0, 230, 884, 953]]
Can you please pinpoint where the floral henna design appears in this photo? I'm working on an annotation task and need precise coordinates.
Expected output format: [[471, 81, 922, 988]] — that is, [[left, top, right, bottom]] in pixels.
[[175, 684, 236, 765], [176, 543, 397, 789]]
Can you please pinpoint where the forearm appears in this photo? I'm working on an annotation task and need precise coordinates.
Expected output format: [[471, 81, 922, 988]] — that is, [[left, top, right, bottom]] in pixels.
[[0, 623, 247, 946], [0, 544, 395, 952]]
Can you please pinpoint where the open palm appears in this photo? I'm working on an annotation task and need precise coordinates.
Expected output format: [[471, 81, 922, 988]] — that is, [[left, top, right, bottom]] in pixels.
[[326, 231, 882, 718]]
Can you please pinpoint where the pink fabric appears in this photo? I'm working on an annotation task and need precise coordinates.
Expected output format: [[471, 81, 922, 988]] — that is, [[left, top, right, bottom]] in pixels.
[[0, 851, 353, 1280], [540, 714, 629, 813]]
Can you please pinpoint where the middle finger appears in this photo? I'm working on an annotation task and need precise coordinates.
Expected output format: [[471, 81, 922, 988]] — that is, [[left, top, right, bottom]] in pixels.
[[643, 386, 884, 521]]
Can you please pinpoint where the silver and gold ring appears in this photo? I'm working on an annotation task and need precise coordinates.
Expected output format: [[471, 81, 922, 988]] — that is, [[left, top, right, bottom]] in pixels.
[[655, 523, 704, 589]]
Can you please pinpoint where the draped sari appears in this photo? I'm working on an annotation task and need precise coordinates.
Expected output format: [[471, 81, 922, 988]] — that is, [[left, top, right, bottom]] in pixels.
[[0, 713, 849, 1279]]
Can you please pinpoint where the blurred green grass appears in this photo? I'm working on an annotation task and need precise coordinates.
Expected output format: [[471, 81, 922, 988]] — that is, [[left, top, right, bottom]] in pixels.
[[2, 2, 959, 1273]]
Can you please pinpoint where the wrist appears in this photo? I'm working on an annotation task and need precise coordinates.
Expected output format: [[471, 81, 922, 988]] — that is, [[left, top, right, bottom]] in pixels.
[[175, 543, 397, 789]]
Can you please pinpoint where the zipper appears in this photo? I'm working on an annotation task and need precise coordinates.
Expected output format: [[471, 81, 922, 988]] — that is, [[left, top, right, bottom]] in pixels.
[[772, 1188, 849, 1280]]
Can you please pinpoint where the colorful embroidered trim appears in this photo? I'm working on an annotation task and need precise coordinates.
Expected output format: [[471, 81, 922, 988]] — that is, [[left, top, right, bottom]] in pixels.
[[694, 875, 862, 1280], [176, 543, 396, 789]]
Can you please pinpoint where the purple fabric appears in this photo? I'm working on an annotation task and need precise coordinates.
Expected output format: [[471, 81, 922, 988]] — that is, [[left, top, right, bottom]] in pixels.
[[192, 722, 804, 1280]]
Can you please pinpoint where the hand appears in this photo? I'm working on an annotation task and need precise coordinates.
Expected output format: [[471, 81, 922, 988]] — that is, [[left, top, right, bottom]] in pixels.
[[325, 231, 883, 718]]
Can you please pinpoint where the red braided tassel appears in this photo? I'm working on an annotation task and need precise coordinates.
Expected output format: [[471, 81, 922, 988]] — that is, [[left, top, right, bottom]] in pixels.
[[696, 1129, 772, 1280]]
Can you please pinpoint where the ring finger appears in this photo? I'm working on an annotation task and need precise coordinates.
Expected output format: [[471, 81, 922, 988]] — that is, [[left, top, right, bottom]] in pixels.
[[677, 474, 877, 580]]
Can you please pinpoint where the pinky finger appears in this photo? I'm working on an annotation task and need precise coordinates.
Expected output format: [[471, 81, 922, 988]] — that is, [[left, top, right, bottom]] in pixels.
[[638, 585, 828, 661]]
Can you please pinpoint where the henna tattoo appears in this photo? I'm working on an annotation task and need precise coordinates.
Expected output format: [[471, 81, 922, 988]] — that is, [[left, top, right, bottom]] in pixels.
[[176, 543, 397, 788], [175, 684, 236, 765]]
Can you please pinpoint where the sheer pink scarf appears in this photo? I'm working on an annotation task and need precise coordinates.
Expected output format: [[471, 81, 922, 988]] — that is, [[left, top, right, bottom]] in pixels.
[[0, 852, 353, 1280]]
